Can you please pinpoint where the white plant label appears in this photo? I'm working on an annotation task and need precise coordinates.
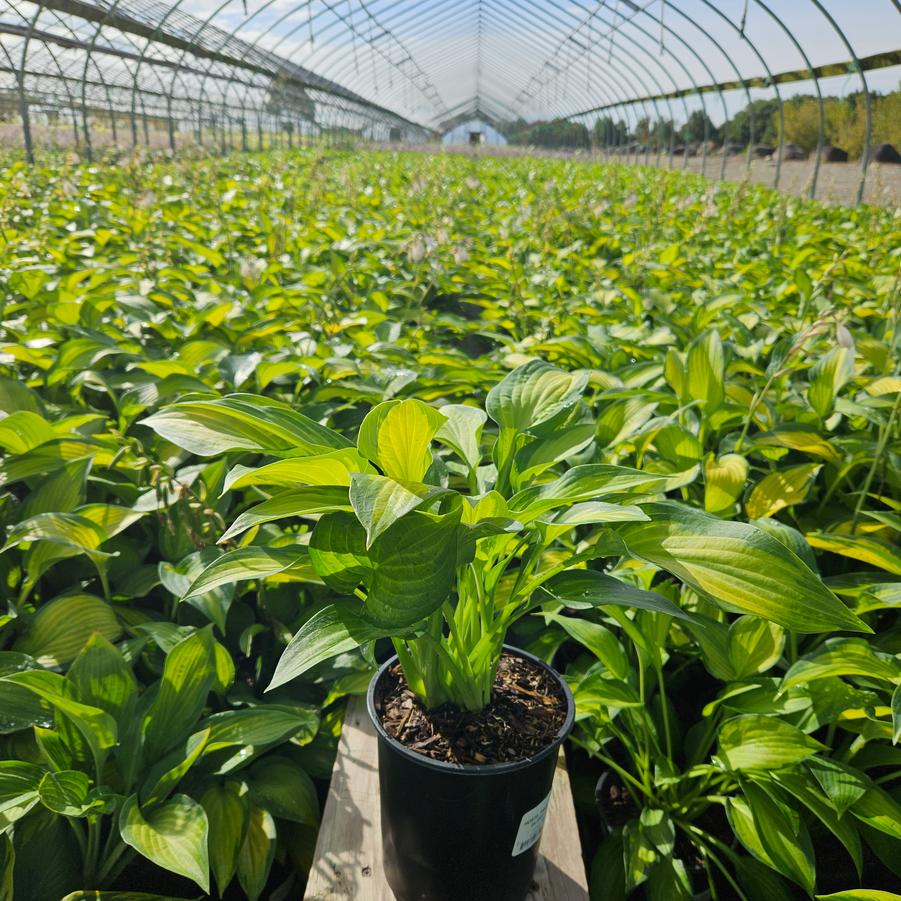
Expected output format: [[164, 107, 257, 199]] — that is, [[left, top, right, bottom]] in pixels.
[[511, 792, 551, 856]]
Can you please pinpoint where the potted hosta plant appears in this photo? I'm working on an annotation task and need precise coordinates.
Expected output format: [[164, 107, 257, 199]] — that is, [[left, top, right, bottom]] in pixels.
[[142, 361, 865, 901]]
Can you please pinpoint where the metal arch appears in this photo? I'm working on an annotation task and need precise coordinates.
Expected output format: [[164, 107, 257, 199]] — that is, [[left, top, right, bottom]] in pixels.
[[486, 0, 692, 134], [752, 0, 824, 199], [808, 0, 871, 204], [18, 5, 86, 153], [509, 0, 712, 167]]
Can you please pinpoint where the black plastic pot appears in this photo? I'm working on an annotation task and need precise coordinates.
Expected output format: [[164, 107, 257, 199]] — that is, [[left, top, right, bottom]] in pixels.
[[366, 645, 575, 901]]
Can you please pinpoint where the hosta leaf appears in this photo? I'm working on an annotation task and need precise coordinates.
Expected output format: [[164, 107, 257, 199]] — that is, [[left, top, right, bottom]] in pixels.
[[15, 593, 120, 667], [753, 425, 842, 464], [364, 509, 461, 627], [198, 705, 319, 773], [359, 398, 446, 482], [119, 794, 210, 892], [267, 601, 395, 690], [200, 781, 248, 896], [487, 360, 587, 433], [816, 892, 901, 900], [248, 756, 319, 826], [37, 769, 92, 815], [182, 545, 316, 599], [1, 671, 117, 775], [727, 616, 785, 678], [717, 714, 825, 770], [21, 457, 91, 519], [509, 464, 667, 518], [143, 629, 226, 764], [141, 395, 350, 457], [435, 403, 487, 471], [237, 804, 276, 901], [808, 346, 854, 418], [349, 473, 448, 547], [806, 532, 901, 576], [222, 447, 370, 492], [219, 486, 351, 543], [806, 758, 868, 815], [617, 502, 867, 633], [850, 786, 901, 840], [308, 512, 373, 593], [686, 330, 725, 411], [545, 614, 629, 680], [704, 453, 748, 514], [0, 411, 55, 454], [745, 464, 821, 519], [536, 571, 694, 621], [0, 761, 43, 823], [781, 638, 900, 692], [741, 782, 816, 893]]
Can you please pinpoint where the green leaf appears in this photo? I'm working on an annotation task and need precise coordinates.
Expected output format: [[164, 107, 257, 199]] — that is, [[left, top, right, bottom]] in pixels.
[[237, 804, 276, 901], [509, 464, 667, 518], [222, 447, 369, 492], [686, 330, 725, 411], [37, 770, 92, 815], [893, 684, 901, 744], [364, 509, 461, 627], [182, 545, 315, 600], [850, 786, 901, 840], [782, 638, 900, 692], [0, 761, 43, 823], [199, 705, 319, 774], [753, 425, 842, 464], [143, 629, 226, 764], [537, 570, 695, 621], [67, 634, 137, 725], [617, 502, 868, 633], [1, 671, 117, 776], [119, 793, 210, 892], [309, 512, 373, 593], [740, 782, 816, 893], [806, 532, 901, 576], [808, 346, 854, 418], [200, 781, 248, 897], [0, 411, 55, 454], [358, 398, 446, 482], [435, 403, 487, 471], [745, 464, 821, 519], [248, 756, 319, 826], [15, 593, 120, 667], [728, 616, 785, 679], [717, 714, 825, 770], [140, 729, 211, 807], [219, 486, 351, 543], [267, 602, 394, 690], [545, 614, 629, 680], [806, 758, 868, 815], [816, 891, 901, 900], [704, 453, 748, 514], [21, 457, 91, 519], [140, 394, 350, 456], [487, 360, 587, 434], [349, 473, 447, 547]]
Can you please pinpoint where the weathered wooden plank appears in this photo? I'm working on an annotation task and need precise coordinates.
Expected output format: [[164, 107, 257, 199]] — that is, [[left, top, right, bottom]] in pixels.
[[305, 695, 589, 901]]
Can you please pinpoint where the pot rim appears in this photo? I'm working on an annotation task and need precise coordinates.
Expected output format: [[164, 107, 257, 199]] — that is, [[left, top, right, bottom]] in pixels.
[[365, 643, 575, 775]]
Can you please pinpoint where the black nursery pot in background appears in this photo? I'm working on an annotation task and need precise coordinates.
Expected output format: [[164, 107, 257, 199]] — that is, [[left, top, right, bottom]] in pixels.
[[366, 646, 575, 901]]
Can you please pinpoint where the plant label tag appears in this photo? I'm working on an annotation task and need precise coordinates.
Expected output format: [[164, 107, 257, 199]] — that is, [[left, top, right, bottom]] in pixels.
[[512, 792, 551, 856]]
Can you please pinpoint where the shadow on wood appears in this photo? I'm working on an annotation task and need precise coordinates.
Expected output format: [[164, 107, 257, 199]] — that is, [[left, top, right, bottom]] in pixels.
[[304, 696, 588, 901]]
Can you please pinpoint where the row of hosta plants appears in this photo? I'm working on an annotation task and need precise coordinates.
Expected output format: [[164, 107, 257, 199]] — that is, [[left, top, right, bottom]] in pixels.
[[0, 147, 899, 900]]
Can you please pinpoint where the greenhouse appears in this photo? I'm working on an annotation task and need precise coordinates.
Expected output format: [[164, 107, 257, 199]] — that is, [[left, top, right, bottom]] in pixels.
[[1, 2, 900, 900]]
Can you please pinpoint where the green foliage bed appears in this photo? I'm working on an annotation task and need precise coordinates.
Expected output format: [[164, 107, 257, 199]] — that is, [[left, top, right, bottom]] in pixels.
[[0, 148, 899, 901]]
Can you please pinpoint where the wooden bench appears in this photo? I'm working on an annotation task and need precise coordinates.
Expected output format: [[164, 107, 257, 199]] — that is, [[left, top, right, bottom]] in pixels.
[[304, 696, 589, 901]]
